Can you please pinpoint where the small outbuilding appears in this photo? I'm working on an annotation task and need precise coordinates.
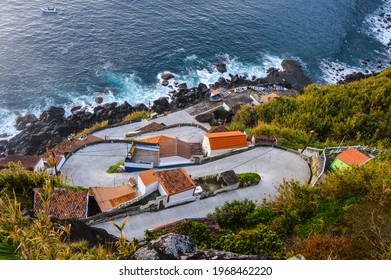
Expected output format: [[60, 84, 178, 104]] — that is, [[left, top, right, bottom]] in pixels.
[[217, 170, 240, 189], [330, 148, 370, 172], [87, 185, 138, 215], [261, 92, 279, 103], [202, 131, 248, 157]]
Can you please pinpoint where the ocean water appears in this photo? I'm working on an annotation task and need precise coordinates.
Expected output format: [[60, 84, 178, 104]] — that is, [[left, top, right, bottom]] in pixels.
[[0, 0, 390, 139]]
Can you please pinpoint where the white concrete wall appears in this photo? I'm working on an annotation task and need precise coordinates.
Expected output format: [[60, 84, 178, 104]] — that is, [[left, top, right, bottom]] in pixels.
[[214, 182, 240, 195], [137, 178, 159, 196], [137, 177, 147, 195], [125, 161, 154, 170], [202, 136, 210, 157], [34, 158, 45, 172], [158, 184, 167, 197], [57, 156, 66, 171], [209, 147, 234, 157], [164, 188, 195, 208]]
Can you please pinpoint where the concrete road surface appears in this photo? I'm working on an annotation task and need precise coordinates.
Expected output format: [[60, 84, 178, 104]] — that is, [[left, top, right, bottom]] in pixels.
[[93, 110, 210, 139]]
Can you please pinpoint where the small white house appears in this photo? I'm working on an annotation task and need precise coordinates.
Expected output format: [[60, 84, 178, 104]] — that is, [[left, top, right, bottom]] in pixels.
[[137, 168, 198, 208], [137, 169, 159, 197], [0, 155, 45, 172], [202, 131, 248, 157]]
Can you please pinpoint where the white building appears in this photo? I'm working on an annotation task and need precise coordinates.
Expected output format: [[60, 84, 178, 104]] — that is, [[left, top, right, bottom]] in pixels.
[[202, 131, 248, 157], [137, 168, 198, 208]]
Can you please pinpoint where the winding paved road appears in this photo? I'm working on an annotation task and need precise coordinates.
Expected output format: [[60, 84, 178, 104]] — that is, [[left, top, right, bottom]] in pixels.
[[61, 142, 311, 240]]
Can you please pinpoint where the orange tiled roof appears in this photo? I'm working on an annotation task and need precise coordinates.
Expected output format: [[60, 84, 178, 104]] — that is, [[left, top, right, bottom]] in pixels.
[[33, 188, 87, 219], [153, 168, 196, 196], [139, 169, 159, 187], [0, 155, 41, 170], [337, 148, 370, 167], [204, 131, 247, 150], [262, 93, 279, 102], [89, 185, 137, 212], [140, 135, 175, 144]]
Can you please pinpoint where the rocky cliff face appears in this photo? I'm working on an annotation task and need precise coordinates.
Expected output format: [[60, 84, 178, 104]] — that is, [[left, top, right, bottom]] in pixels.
[[129, 233, 272, 260]]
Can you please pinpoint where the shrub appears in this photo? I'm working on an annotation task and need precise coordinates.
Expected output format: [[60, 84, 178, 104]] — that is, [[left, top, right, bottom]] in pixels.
[[237, 172, 261, 187], [106, 162, 124, 174], [73, 120, 109, 139], [122, 111, 149, 123], [207, 199, 256, 230], [212, 224, 285, 259], [177, 221, 212, 249], [246, 206, 276, 226], [144, 229, 169, 241]]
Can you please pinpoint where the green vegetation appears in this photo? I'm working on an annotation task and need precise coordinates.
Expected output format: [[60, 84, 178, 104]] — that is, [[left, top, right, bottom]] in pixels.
[[207, 199, 256, 230], [146, 153, 391, 259], [212, 224, 285, 259], [230, 68, 391, 149], [106, 162, 124, 174], [0, 162, 67, 209], [73, 120, 109, 140], [237, 172, 261, 187], [145, 229, 169, 242], [122, 111, 149, 123], [0, 183, 139, 260], [177, 220, 212, 249]]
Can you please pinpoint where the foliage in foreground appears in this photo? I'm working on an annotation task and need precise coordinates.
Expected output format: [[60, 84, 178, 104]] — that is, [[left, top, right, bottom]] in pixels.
[[155, 153, 391, 260], [0, 162, 67, 209], [0, 180, 138, 260]]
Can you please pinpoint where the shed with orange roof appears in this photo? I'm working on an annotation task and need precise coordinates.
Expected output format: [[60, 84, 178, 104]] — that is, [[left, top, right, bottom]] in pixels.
[[202, 131, 248, 157], [330, 148, 370, 172], [261, 92, 279, 103]]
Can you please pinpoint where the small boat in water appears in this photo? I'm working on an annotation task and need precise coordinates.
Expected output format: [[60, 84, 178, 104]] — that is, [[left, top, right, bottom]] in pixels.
[[41, 7, 57, 13]]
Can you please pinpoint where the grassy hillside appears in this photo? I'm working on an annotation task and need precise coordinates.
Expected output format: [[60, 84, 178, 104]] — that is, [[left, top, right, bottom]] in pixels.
[[231, 68, 391, 149]]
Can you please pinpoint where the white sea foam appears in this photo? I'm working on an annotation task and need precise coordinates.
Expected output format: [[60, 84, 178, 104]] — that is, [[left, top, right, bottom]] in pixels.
[[320, 60, 367, 84], [0, 53, 288, 138], [364, 0, 391, 48], [0, 106, 42, 140], [160, 53, 285, 89]]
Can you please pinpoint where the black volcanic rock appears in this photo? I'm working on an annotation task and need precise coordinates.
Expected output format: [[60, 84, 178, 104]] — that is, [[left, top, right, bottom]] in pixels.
[[95, 96, 104, 104], [216, 63, 227, 73], [161, 73, 175, 81], [195, 112, 214, 124], [15, 114, 38, 130], [337, 72, 371, 84], [133, 103, 148, 111], [178, 83, 188, 91], [152, 97, 171, 114], [263, 60, 311, 91]]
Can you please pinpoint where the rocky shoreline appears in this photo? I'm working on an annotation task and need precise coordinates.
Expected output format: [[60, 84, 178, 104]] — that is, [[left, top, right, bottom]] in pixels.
[[0, 59, 311, 157]]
